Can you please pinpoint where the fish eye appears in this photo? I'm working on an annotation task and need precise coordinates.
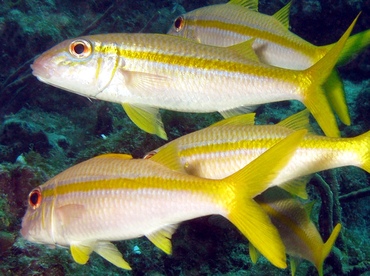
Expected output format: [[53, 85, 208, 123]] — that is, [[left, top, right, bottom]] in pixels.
[[28, 187, 42, 210], [69, 39, 92, 58], [173, 16, 185, 32]]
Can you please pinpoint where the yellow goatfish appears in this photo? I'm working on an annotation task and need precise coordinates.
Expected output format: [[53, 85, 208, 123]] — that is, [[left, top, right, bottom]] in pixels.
[[31, 15, 358, 139], [147, 109, 370, 199], [254, 187, 341, 276], [20, 131, 306, 270], [167, 0, 369, 126]]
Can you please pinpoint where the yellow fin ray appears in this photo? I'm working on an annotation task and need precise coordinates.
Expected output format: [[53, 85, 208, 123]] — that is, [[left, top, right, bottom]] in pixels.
[[70, 242, 94, 265], [329, 29, 370, 67], [289, 256, 301, 276], [122, 103, 167, 140], [323, 70, 351, 125], [280, 176, 311, 199], [94, 241, 132, 270], [146, 224, 179, 254], [277, 109, 312, 132], [273, 1, 292, 29], [219, 105, 259, 118], [149, 142, 185, 172], [355, 130, 370, 173], [225, 130, 307, 268], [228, 0, 258, 11], [227, 39, 260, 63], [248, 242, 261, 264], [210, 113, 256, 127], [316, 223, 341, 276], [303, 14, 359, 137]]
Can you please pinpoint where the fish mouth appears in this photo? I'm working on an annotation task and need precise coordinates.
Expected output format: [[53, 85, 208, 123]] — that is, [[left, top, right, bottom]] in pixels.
[[31, 58, 52, 79]]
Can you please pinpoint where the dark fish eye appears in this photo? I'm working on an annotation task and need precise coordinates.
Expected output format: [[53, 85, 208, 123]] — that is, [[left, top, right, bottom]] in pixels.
[[174, 16, 185, 32], [28, 188, 42, 210], [69, 39, 92, 58]]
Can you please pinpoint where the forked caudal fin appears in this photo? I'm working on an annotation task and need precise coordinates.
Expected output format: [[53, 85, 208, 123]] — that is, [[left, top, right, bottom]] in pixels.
[[353, 129, 370, 173], [315, 223, 341, 276], [302, 13, 360, 137], [223, 130, 307, 268]]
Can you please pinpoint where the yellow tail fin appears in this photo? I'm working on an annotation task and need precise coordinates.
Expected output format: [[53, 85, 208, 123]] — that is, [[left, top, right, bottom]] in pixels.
[[354, 130, 370, 173], [326, 29, 370, 67], [316, 223, 341, 276], [323, 70, 351, 126], [302, 14, 360, 137], [224, 130, 307, 268], [320, 27, 370, 126]]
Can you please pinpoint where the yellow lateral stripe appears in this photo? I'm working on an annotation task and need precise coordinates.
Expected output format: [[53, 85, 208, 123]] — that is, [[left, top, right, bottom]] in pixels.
[[178, 138, 281, 157], [41, 177, 218, 198], [82, 37, 302, 81]]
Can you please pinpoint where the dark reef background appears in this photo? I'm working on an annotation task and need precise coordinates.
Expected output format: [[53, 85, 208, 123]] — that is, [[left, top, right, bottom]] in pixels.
[[0, 0, 369, 275]]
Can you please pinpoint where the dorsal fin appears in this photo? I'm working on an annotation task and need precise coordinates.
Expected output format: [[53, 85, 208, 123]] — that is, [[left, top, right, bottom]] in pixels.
[[149, 142, 185, 172], [210, 113, 256, 127], [228, 0, 259, 11], [273, 1, 292, 29], [277, 109, 314, 133], [227, 39, 260, 62], [95, 153, 133, 160]]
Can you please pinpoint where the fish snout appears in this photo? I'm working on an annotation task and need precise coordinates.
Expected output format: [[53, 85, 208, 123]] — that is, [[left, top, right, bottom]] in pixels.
[[31, 56, 53, 80]]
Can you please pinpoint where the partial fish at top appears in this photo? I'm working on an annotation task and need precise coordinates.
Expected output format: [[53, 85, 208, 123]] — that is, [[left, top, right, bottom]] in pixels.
[[168, 0, 370, 126], [31, 15, 358, 139]]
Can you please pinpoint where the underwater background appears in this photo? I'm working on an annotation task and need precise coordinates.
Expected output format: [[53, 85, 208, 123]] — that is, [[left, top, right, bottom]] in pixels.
[[0, 0, 369, 275]]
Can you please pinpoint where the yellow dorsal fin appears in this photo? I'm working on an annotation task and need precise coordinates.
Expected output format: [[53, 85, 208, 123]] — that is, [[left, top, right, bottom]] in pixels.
[[277, 109, 313, 133], [273, 1, 292, 29], [95, 153, 133, 160], [228, 0, 258, 11], [149, 142, 185, 172], [70, 242, 94, 265], [122, 103, 168, 140], [94, 241, 132, 270], [146, 224, 179, 254], [210, 113, 256, 127], [227, 39, 260, 63]]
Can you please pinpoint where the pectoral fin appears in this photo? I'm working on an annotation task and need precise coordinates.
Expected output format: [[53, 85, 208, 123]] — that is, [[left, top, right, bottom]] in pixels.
[[94, 241, 132, 270], [56, 204, 85, 228], [122, 103, 167, 140]]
